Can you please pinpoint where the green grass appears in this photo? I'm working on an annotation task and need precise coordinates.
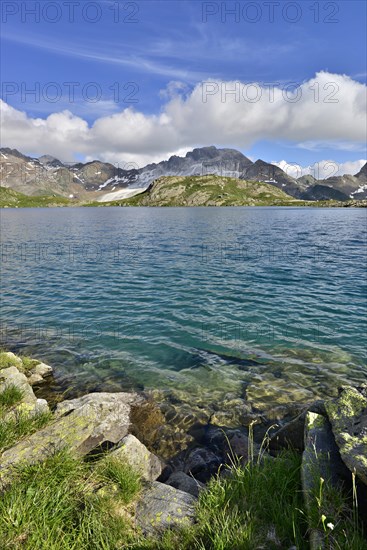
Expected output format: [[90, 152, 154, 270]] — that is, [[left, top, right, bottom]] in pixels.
[[0, 385, 24, 409], [150, 452, 308, 550], [0, 445, 365, 549], [0, 186, 71, 208], [307, 474, 367, 550], [0, 352, 20, 370], [97, 457, 142, 504], [0, 451, 141, 550], [0, 409, 52, 452], [0, 351, 40, 375], [92, 176, 366, 208], [0, 379, 52, 452]]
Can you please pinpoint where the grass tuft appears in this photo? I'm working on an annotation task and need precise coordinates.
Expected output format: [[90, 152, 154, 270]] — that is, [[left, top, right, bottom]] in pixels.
[[0, 410, 52, 452], [97, 456, 141, 504], [0, 450, 140, 550], [0, 385, 24, 409]]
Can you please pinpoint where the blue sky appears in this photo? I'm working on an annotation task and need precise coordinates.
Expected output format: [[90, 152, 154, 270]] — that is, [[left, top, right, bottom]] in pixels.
[[1, 0, 366, 169]]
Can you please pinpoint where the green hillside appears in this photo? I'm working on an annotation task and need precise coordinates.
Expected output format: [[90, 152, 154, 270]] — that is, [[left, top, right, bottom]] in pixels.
[[105, 175, 302, 207], [0, 187, 71, 208]]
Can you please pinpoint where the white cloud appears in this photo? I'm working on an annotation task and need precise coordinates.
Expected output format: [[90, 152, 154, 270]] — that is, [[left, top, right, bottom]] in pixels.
[[273, 159, 366, 180], [1, 72, 366, 167]]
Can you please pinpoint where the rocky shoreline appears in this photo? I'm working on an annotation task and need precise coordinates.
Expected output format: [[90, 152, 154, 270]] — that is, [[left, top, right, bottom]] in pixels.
[[1, 351, 366, 547]]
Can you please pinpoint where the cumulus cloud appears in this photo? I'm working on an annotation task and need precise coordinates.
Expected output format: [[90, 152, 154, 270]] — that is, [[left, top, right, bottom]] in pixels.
[[273, 159, 366, 180], [1, 72, 366, 166]]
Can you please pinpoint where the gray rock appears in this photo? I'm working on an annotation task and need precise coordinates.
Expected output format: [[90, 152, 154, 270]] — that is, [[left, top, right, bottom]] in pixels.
[[203, 427, 262, 464], [109, 434, 162, 481], [325, 385, 367, 484], [166, 471, 204, 497], [135, 481, 196, 534], [0, 392, 142, 490], [270, 413, 306, 451], [270, 401, 327, 452], [0, 366, 36, 405], [55, 392, 144, 444], [27, 373, 44, 386], [227, 432, 252, 460], [184, 447, 221, 482], [29, 362, 53, 378], [302, 412, 345, 489], [0, 366, 50, 420], [30, 398, 49, 416]]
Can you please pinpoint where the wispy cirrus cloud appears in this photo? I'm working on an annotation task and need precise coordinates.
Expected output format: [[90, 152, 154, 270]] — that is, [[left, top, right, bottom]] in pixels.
[[2, 33, 213, 82], [1, 27, 300, 83], [1, 31, 208, 82]]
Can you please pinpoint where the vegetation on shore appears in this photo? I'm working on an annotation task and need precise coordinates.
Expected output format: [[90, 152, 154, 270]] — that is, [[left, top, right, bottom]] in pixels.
[[0, 187, 71, 208], [0, 442, 365, 549], [0, 355, 365, 549], [2, 180, 367, 208], [90, 175, 367, 208]]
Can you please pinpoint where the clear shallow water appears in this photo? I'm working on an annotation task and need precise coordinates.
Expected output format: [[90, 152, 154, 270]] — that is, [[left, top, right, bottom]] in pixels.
[[1, 207, 366, 417]]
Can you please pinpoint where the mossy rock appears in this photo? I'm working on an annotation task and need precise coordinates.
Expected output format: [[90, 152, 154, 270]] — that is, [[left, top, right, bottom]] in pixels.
[[0, 392, 143, 490], [135, 481, 196, 535], [325, 385, 367, 484]]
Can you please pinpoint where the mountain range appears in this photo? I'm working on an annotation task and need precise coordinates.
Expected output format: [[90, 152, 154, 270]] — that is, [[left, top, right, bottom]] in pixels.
[[1, 146, 366, 202]]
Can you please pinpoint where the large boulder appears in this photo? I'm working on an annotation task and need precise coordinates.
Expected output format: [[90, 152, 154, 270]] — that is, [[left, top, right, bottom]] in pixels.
[[55, 392, 144, 440], [302, 412, 337, 550], [135, 481, 196, 534], [109, 434, 163, 481], [325, 385, 367, 484], [0, 392, 142, 490], [302, 411, 352, 550]]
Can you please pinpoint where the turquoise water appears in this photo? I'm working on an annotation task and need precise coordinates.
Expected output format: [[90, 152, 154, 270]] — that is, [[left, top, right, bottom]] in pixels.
[[1, 207, 366, 415]]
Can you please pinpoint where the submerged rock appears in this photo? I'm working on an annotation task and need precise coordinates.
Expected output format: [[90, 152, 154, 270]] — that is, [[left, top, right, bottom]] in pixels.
[[109, 434, 163, 481], [325, 385, 367, 484], [135, 481, 196, 534], [246, 375, 315, 412]]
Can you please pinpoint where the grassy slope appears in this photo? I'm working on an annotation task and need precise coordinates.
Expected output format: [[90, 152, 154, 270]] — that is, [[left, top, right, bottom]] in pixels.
[[87, 176, 367, 208], [99, 175, 302, 207], [0, 186, 71, 208], [1, 179, 366, 208]]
